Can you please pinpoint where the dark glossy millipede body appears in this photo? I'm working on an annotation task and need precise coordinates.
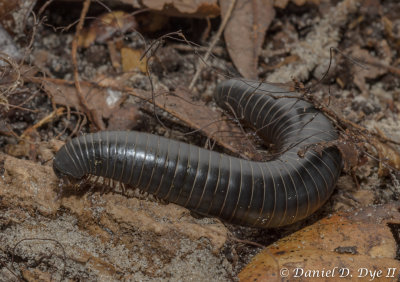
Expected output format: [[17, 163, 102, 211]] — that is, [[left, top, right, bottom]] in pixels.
[[53, 79, 342, 228]]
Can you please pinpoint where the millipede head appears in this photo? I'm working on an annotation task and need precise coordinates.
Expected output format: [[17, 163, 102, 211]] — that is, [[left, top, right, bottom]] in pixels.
[[53, 144, 86, 180]]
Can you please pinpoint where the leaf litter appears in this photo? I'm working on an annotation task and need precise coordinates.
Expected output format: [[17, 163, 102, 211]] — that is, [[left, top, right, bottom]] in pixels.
[[0, 0, 400, 280]]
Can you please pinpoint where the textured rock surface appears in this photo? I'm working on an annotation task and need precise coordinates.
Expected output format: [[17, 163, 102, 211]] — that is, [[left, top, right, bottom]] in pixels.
[[0, 154, 232, 280]]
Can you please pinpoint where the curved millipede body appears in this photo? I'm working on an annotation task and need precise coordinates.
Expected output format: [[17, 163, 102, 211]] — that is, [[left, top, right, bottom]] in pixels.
[[53, 79, 342, 228]]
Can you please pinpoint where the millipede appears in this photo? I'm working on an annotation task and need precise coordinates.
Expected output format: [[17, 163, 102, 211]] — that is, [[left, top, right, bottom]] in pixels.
[[53, 79, 342, 228]]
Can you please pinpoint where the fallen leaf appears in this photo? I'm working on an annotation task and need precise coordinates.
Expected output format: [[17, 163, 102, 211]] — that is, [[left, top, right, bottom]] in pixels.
[[42, 78, 125, 119], [335, 139, 361, 172], [29, 77, 127, 130], [26, 75, 257, 157], [239, 203, 400, 281], [96, 75, 262, 159], [151, 87, 262, 159], [121, 47, 148, 73], [78, 11, 137, 48], [220, 0, 275, 79]]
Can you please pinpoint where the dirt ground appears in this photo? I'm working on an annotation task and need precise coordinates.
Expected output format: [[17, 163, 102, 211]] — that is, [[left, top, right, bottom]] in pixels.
[[1, 0, 400, 280]]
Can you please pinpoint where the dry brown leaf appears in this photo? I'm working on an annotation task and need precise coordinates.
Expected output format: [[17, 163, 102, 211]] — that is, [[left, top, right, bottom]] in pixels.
[[119, 0, 220, 18], [153, 87, 261, 159], [96, 75, 260, 159], [335, 139, 361, 172], [40, 78, 126, 119], [121, 47, 148, 73], [220, 0, 275, 79], [78, 11, 137, 48], [27, 76, 256, 158], [33, 77, 133, 131], [239, 203, 400, 281]]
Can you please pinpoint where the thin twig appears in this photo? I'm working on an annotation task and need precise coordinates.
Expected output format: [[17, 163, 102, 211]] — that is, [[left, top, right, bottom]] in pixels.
[[20, 107, 64, 139], [188, 0, 237, 90], [11, 238, 66, 281], [71, 0, 104, 130]]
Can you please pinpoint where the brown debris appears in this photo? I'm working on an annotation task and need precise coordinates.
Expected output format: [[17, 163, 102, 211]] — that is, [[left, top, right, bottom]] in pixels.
[[121, 47, 148, 73], [119, 0, 220, 18], [5, 107, 65, 160], [347, 45, 390, 97], [78, 11, 137, 48]]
